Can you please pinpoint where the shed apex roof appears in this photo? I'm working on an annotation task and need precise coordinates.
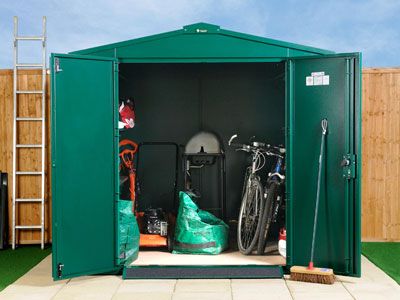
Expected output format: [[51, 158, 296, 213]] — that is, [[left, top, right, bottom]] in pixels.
[[71, 22, 333, 56]]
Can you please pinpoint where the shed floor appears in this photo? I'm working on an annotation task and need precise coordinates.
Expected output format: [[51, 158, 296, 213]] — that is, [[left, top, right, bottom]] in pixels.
[[129, 250, 286, 266]]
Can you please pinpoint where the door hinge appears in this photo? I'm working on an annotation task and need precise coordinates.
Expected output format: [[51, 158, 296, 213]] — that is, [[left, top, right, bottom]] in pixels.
[[57, 263, 64, 278], [341, 154, 356, 179], [54, 58, 63, 73]]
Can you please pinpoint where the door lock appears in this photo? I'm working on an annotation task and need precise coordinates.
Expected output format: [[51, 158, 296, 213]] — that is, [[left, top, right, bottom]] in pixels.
[[341, 158, 350, 167], [57, 263, 64, 278], [342, 154, 356, 179]]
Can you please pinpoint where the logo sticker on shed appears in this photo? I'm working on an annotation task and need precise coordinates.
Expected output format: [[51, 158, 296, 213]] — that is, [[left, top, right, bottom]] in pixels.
[[306, 72, 329, 86]]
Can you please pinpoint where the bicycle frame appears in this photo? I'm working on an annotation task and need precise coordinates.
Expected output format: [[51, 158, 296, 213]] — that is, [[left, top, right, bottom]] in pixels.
[[244, 150, 266, 212], [268, 156, 285, 183], [267, 155, 286, 223]]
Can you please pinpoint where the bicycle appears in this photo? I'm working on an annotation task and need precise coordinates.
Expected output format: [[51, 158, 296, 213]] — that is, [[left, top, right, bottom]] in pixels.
[[256, 143, 286, 255], [228, 134, 285, 255]]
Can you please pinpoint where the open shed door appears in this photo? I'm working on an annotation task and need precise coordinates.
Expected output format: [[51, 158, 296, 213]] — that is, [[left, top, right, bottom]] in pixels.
[[51, 54, 120, 279], [287, 54, 361, 276]]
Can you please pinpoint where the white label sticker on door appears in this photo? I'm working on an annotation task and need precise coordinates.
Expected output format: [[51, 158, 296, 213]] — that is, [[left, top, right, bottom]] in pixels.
[[306, 71, 330, 86], [313, 75, 323, 85]]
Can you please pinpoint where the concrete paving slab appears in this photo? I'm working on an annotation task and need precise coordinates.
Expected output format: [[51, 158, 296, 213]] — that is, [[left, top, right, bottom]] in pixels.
[[116, 279, 176, 293], [231, 279, 292, 299], [52, 275, 121, 300], [175, 279, 231, 293], [172, 292, 232, 300], [112, 292, 172, 300], [0, 254, 399, 300]]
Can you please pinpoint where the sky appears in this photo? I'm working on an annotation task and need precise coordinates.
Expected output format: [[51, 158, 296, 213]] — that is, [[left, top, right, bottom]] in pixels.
[[0, 0, 399, 68]]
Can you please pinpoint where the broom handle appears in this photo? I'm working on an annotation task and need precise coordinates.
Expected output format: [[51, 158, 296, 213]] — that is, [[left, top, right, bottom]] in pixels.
[[309, 119, 328, 268]]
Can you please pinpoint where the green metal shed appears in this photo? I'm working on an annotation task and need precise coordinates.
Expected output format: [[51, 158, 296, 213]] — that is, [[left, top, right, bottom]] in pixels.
[[50, 22, 361, 280]]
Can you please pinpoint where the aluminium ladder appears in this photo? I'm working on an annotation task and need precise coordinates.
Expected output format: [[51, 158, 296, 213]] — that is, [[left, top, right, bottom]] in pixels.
[[12, 16, 47, 249]]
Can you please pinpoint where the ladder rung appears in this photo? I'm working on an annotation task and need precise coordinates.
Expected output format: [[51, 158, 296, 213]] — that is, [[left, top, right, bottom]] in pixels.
[[16, 198, 43, 203], [16, 117, 43, 121], [15, 225, 42, 229], [16, 144, 43, 148], [16, 171, 42, 175], [16, 90, 44, 94], [15, 36, 44, 41], [16, 63, 43, 68]]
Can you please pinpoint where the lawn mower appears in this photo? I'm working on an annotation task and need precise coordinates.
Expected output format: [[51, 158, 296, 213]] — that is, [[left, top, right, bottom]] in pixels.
[[119, 140, 179, 252]]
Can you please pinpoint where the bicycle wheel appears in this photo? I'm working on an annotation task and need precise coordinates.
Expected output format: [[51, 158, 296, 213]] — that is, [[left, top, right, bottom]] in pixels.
[[256, 182, 279, 255], [241, 168, 251, 198], [237, 177, 264, 255]]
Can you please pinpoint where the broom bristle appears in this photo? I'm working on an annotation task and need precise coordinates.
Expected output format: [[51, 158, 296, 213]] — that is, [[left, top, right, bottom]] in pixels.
[[290, 266, 335, 284]]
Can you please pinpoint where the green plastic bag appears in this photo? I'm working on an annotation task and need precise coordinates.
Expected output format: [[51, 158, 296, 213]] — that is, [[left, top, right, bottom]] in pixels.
[[173, 191, 229, 255], [118, 200, 140, 265]]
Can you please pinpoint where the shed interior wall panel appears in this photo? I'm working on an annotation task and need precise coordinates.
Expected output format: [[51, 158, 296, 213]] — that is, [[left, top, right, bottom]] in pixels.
[[119, 62, 285, 220]]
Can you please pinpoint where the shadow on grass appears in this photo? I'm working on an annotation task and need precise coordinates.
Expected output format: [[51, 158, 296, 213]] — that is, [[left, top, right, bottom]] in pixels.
[[0, 245, 51, 291]]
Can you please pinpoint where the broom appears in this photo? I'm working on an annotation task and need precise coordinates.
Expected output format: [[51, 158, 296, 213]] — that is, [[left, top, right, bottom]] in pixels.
[[290, 119, 335, 284]]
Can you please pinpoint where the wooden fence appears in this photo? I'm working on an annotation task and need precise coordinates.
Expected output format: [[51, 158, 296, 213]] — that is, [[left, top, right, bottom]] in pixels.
[[362, 68, 400, 241], [0, 68, 399, 244], [0, 69, 51, 244]]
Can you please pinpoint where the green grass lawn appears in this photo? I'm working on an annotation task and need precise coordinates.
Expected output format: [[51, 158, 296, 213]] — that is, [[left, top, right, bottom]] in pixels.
[[362, 242, 400, 284], [0, 245, 51, 292]]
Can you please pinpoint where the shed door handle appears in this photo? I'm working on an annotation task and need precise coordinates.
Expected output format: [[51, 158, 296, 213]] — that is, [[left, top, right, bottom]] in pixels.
[[341, 158, 350, 167]]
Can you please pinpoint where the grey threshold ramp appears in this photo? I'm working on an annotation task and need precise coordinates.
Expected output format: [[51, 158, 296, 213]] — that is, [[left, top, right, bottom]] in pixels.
[[123, 265, 283, 279]]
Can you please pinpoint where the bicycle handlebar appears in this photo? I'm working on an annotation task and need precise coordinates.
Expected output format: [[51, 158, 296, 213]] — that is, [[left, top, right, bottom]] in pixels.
[[228, 134, 286, 156]]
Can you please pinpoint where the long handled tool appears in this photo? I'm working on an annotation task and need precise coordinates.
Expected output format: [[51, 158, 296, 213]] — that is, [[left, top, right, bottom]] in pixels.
[[119, 139, 138, 210], [290, 119, 335, 284]]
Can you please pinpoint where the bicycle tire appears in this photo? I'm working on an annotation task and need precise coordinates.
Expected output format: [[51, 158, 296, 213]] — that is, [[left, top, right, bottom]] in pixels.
[[256, 182, 280, 255], [237, 177, 264, 255]]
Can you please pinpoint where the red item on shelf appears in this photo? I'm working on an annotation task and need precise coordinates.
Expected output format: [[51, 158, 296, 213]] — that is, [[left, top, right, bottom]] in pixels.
[[119, 102, 135, 128], [279, 228, 286, 240]]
